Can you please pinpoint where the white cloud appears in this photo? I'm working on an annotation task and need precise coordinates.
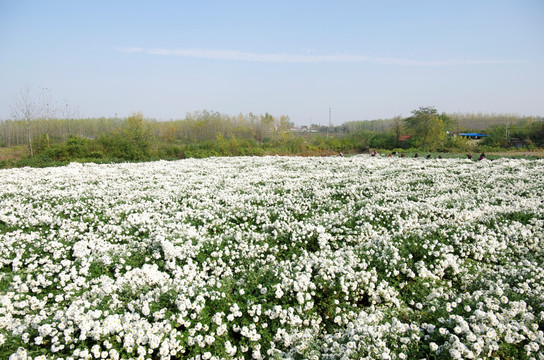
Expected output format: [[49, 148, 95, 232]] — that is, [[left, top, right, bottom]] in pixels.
[[119, 47, 526, 66]]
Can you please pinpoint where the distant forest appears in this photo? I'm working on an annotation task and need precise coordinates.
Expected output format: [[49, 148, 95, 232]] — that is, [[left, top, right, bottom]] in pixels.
[[343, 112, 544, 133], [1, 110, 542, 147], [1, 108, 543, 167]]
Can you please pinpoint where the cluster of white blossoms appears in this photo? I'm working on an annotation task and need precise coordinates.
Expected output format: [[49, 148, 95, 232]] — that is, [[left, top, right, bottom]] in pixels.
[[0, 156, 543, 359]]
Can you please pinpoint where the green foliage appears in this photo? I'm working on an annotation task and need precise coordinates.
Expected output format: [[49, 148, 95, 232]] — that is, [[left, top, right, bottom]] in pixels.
[[216, 133, 265, 156], [183, 141, 221, 158], [368, 132, 397, 149], [2, 108, 543, 167], [404, 106, 455, 150], [122, 112, 153, 146], [480, 125, 510, 148], [10, 152, 69, 167], [270, 136, 307, 154], [41, 146, 69, 161], [445, 134, 472, 152], [529, 120, 544, 146], [33, 134, 51, 154], [156, 143, 184, 159], [65, 135, 89, 157], [97, 115, 152, 160], [96, 112, 155, 160], [481, 119, 544, 148], [98, 132, 135, 159]]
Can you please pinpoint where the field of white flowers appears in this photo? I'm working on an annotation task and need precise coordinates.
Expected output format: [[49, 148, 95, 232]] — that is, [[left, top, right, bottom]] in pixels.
[[0, 156, 543, 360]]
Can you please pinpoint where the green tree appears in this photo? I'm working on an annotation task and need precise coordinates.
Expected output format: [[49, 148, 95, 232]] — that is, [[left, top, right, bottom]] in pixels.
[[391, 115, 404, 147], [98, 112, 155, 160], [404, 106, 453, 150], [260, 112, 275, 140], [529, 120, 544, 147], [278, 115, 293, 140], [65, 135, 90, 158], [121, 112, 154, 159]]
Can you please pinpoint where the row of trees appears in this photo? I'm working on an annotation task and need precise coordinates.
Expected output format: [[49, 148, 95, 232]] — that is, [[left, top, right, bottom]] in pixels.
[[341, 108, 544, 150], [2, 86, 300, 152], [3, 108, 543, 150], [158, 110, 294, 143], [0, 117, 124, 147], [2, 112, 369, 167], [1, 109, 295, 150], [1, 86, 542, 165], [341, 112, 543, 136], [0, 112, 292, 147], [2, 107, 543, 168]]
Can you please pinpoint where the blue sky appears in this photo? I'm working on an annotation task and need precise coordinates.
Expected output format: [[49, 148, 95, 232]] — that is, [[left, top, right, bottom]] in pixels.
[[1, 0, 543, 125]]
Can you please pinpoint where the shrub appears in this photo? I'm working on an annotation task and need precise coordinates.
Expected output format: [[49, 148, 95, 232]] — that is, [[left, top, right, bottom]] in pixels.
[[157, 143, 184, 159], [65, 135, 90, 158]]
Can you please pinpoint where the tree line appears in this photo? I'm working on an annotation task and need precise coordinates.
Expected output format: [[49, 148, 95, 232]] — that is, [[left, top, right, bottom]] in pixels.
[[1, 87, 543, 167], [2, 109, 542, 149], [0, 110, 295, 148], [1, 109, 541, 169]]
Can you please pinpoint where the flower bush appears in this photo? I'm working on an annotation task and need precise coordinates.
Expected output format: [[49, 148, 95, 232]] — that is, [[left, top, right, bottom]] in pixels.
[[0, 155, 543, 359]]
